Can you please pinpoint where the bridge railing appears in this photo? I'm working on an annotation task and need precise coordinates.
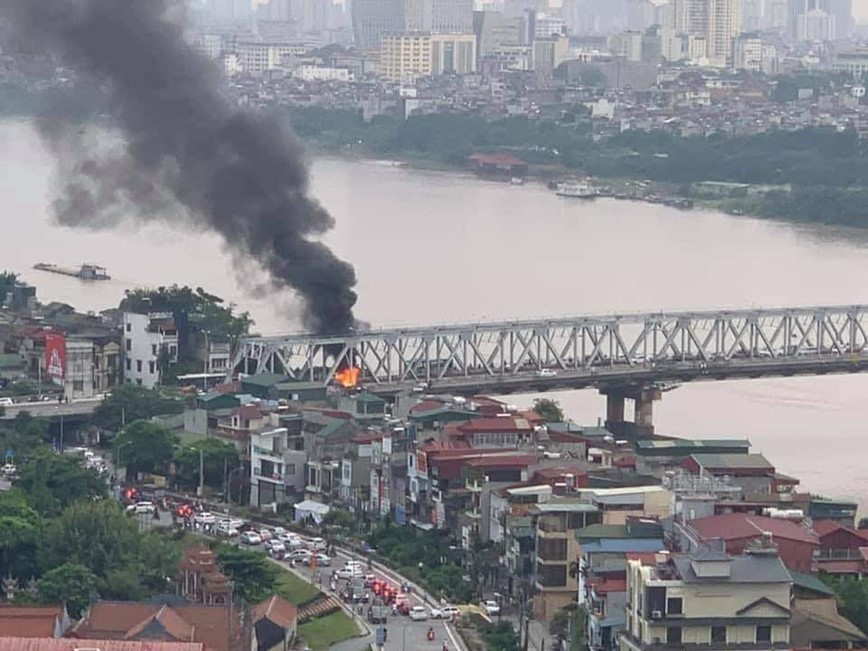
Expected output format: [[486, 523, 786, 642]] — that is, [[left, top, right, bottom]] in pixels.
[[230, 305, 868, 388]]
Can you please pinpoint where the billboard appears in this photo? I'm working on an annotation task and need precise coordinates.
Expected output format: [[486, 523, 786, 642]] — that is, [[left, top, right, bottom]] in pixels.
[[45, 333, 66, 381]]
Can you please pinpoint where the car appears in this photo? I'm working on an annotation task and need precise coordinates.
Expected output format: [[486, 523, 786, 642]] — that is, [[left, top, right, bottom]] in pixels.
[[430, 605, 459, 620], [258, 529, 273, 542], [287, 549, 312, 563], [266, 540, 286, 554], [215, 523, 239, 538], [534, 369, 558, 378], [409, 606, 428, 621], [193, 512, 216, 525], [272, 526, 287, 535], [0, 397, 13, 407], [313, 553, 332, 567], [309, 537, 327, 551], [126, 501, 156, 515], [482, 600, 500, 616], [240, 531, 262, 545], [364, 574, 377, 588], [337, 565, 363, 579]]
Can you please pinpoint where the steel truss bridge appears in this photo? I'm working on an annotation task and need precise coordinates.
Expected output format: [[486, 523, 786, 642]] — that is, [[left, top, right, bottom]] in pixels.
[[231, 305, 868, 397]]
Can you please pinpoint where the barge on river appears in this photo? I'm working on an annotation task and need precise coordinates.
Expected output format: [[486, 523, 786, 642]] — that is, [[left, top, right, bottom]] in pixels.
[[33, 263, 111, 281]]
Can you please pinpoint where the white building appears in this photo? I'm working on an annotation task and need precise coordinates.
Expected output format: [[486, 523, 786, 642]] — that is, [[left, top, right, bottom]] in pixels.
[[293, 65, 353, 81], [123, 313, 179, 389], [609, 30, 644, 61], [534, 13, 566, 38], [797, 8, 836, 41], [250, 426, 289, 508], [235, 41, 310, 75], [671, 0, 740, 66], [64, 340, 95, 401]]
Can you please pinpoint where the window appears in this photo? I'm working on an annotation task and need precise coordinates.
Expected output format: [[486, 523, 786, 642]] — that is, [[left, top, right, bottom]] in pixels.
[[667, 597, 683, 615], [73, 380, 84, 392], [756, 626, 771, 643], [125, 338, 131, 351], [666, 627, 681, 645], [711, 626, 727, 644], [136, 378, 142, 386], [126, 322, 131, 332], [152, 344, 158, 357], [149, 361, 155, 374], [136, 360, 142, 372], [125, 358, 131, 371], [287, 463, 296, 475]]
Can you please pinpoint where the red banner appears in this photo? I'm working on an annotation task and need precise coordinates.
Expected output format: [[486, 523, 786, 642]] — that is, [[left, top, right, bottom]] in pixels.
[[45, 333, 66, 381]]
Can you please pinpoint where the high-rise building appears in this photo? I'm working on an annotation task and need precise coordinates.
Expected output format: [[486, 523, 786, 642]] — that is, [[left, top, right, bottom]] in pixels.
[[532, 32, 569, 75], [671, 0, 740, 66], [627, 0, 670, 31], [798, 7, 835, 39], [473, 10, 525, 59], [431, 0, 474, 33], [380, 31, 475, 81], [787, 0, 851, 40], [352, 0, 405, 48]]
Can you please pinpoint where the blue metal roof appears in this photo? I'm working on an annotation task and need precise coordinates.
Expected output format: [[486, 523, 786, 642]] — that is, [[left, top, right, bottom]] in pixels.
[[582, 538, 665, 554]]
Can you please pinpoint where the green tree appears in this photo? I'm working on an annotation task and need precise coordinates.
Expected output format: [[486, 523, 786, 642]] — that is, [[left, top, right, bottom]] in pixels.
[[38, 563, 98, 618], [92, 384, 185, 433], [173, 438, 239, 490], [40, 500, 141, 595], [533, 398, 564, 423], [0, 489, 41, 579], [15, 449, 107, 517], [112, 420, 178, 475], [213, 543, 279, 603], [138, 531, 183, 595], [0, 271, 18, 300], [482, 621, 520, 651]]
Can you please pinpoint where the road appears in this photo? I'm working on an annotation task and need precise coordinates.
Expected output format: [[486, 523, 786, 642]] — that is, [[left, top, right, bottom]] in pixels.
[[287, 545, 464, 651], [0, 398, 102, 419]]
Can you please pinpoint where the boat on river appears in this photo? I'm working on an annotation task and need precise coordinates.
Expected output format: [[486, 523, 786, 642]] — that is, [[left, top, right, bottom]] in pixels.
[[555, 180, 598, 199], [33, 263, 111, 281]]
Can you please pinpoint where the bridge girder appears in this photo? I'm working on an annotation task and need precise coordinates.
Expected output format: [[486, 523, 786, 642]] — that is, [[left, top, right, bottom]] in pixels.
[[230, 305, 868, 394]]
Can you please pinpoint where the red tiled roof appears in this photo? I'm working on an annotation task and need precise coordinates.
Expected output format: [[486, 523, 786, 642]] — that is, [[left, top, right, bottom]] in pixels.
[[626, 552, 658, 566], [813, 520, 843, 537], [427, 448, 517, 460], [0, 617, 56, 638], [689, 513, 819, 546], [816, 560, 865, 574], [410, 400, 444, 415], [236, 405, 264, 421], [0, 641, 203, 651], [252, 595, 297, 630], [352, 432, 382, 444], [589, 578, 627, 594], [302, 407, 352, 420]]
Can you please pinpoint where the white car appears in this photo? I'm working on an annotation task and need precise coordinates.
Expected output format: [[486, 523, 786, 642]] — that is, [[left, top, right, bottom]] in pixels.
[[0, 397, 13, 407], [240, 531, 262, 545], [272, 526, 287, 535], [215, 522, 239, 538], [266, 540, 286, 554], [336, 565, 363, 580], [535, 369, 558, 378], [194, 512, 216, 525], [258, 529, 273, 542], [308, 537, 327, 551], [482, 600, 500, 616], [287, 549, 312, 563], [409, 606, 428, 621], [313, 553, 332, 567], [126, 501, 156, 515], [430, 605, 459, 620]]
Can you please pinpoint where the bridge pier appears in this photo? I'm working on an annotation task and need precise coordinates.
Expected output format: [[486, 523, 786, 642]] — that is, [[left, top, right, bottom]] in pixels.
[[601, 386, 661, 438]]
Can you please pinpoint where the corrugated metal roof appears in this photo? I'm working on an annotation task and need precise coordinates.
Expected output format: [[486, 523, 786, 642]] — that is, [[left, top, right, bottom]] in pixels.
[[673, 553, 792, 584]]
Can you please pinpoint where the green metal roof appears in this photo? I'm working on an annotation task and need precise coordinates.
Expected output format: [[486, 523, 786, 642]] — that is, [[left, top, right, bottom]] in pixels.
[[198, 391, 239, 404], [355, 392, 385, 403], [790, 571, 834, 597], [689, 452, 773, 470], [241, 373, 289, 388], [636, 438, 751, 451], [0, 353, 24, 368], [275, 381, 327, 391]]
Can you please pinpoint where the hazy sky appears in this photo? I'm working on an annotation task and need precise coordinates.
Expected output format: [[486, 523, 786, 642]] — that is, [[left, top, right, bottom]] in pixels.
[[852, 0, 867, 21]]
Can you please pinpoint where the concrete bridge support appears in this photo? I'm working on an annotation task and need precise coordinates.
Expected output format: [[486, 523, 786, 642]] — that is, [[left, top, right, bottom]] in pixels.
[[601, 386, 662, 438]]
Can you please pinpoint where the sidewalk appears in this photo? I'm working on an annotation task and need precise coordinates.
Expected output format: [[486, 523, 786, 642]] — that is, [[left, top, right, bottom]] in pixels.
[[526, 618, 550, 651]]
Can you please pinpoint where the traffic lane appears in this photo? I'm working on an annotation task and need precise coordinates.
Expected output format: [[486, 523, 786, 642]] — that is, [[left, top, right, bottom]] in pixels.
[[386, 619, 455, 651]]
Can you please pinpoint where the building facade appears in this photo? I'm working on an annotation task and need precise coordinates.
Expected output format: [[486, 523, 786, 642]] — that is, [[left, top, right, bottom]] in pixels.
[[122, 312, 178, 389]]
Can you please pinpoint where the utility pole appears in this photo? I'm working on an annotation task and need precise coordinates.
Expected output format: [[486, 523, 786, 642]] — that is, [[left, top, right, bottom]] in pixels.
[[197, 447, 204, 497]]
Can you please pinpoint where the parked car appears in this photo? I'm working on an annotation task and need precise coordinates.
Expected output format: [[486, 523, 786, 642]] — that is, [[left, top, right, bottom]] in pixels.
[[258, 529, 273, 542], [482, 600, 500, 616], [240, 531, 262, 546], [0, 398, 13, 407], [409, 606, 428, 621]]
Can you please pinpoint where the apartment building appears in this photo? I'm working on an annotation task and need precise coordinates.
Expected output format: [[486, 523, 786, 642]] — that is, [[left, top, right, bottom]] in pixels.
[[123, 312, 178, 388], [380, 31, 476, 82], [620, 546, 792, 651], [532, 497, 602, 619]]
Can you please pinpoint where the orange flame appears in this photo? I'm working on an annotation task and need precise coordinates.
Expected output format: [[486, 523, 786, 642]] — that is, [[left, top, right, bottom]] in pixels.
[[335, 366, 361, 388]]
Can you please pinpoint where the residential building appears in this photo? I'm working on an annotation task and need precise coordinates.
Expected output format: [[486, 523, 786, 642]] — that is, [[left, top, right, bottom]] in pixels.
[[473, 10, 525, 60], [798, 8, 835, 40], [123, 312, 178, 388], [609, 30, 644, 61], [812, 520, 868, 577], [583, 486, 672, 525], [380, 31, 476, 82], [63, 339, 95, 400], [627, 0, 670, 31], [676, 512, 819, 573], [293, 65, 353, 81], [671, 0, 740, 66], [733, 34, 778, 73], [620, 546, 793, 651], [634, 438, 750, 477], [235, 41, 309, 74], [250, 426, 289, 507], [93, 336, 121, 393], [0, 642, 203, 651], [531, 497, 602, 619], [682, 452, 785, 496], [532, 33, 569, 75], [790, 571, 867, 649]]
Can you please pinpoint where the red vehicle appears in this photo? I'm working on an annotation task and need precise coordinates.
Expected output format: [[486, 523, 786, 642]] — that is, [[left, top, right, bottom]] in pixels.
[[174, 504, 194, 518]]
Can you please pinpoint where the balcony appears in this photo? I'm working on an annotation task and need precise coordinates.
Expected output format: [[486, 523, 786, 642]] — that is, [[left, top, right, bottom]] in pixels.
[[253, 467, 284, 483], [252, 445, 283, 460]]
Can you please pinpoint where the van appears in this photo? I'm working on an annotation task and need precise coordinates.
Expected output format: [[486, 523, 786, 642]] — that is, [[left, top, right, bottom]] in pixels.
[[0, 398, 13, 407]]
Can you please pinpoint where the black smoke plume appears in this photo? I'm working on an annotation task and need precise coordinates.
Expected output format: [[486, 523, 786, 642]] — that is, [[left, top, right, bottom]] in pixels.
[[1, 0, 357, 334]]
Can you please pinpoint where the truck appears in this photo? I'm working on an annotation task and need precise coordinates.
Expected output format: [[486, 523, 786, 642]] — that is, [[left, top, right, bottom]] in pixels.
[[368, 604, 389, 624]]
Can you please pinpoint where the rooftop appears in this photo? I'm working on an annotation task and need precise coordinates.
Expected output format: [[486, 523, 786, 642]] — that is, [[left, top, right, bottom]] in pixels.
[[635, 438, 750, 453], [241, 373, 289, 388], [686, 452, 774, 471], [672, 552, 793, 585], [689, 513, 819, 546], [0, 641, 204, 651]]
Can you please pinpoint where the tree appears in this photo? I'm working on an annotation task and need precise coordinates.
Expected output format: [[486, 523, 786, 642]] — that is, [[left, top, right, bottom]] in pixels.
[[213, 543, 279, 603], [112, 420, 178, 475], [0, 271, 18, 300], [92, 384, 185, 433], [533, 398, 564, 423], [39, 500, 141, 595], [0, 489, 41, 579], [173, 438, 239, 490], [15, 449, 107, 517], [38, 563, 98, 618], [138, 531, 183, 595], [482, 621, 520, 651]]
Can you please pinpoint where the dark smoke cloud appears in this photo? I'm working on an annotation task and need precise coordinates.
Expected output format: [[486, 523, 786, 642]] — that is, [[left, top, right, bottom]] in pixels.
[[1, 0, 357, 334]]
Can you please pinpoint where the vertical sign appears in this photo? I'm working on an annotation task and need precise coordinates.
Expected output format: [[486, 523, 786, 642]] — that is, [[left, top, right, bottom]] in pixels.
[[45, 333, 66, 381]]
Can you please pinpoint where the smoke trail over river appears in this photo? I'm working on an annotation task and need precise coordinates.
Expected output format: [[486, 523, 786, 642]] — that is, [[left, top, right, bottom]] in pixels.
[[0, 0, 357, 334]]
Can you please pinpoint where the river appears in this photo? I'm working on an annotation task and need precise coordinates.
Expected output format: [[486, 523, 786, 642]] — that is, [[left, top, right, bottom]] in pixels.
[[2, 119, 868, 511]]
